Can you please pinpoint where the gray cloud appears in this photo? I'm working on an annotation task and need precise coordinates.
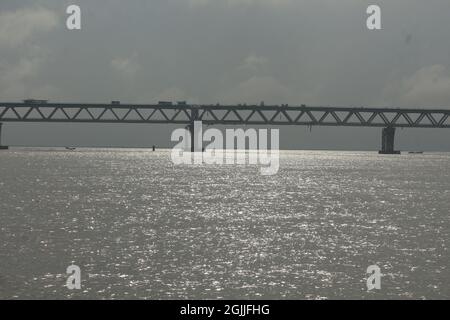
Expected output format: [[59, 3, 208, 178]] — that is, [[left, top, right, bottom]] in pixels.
[[384, 65, 450, 107], [0, 6, 59, 100], [0, 6, 58, 48]]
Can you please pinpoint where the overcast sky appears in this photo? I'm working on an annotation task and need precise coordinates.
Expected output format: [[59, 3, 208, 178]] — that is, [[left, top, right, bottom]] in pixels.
[[1, 0, 450, 150]]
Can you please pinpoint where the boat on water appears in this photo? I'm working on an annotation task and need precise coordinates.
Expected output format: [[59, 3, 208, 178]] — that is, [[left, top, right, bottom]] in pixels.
[[65, 147, 76, 151], [409, 151, 424, 154]]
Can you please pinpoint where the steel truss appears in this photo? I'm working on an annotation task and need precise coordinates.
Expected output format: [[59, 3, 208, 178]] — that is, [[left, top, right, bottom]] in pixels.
[[0, 103, 449, 128]]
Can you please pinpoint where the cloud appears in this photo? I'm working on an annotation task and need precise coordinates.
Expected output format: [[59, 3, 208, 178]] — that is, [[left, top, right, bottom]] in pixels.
[[0, 56, 60, 100], [111, 53, 139, 78], [0, 7, 58, 48], [0, 58, 38, 98], [154, 87, 199, 104], [224, 0, 292, 6], [0, 7, 59, 100], [384, 65, 450, 107], [216, 54, 293, 104], [185, 0, 292, 8], [238, 55, 269, 72], [220, 76, 292, 104]]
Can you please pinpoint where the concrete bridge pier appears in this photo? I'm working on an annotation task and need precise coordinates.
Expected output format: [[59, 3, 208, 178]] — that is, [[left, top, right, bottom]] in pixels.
[[188, 123, 195, 152], [189, 107, 201, 152], [379, 127, 400, 154], [0, 123, 9, 150]]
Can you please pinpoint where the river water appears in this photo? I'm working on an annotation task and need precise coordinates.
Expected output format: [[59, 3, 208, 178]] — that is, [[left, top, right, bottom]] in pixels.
[[0, 149, 449, 299]]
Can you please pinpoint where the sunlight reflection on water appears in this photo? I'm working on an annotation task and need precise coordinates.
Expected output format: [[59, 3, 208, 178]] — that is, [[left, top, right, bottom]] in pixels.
[[0, 149, 449, 299]]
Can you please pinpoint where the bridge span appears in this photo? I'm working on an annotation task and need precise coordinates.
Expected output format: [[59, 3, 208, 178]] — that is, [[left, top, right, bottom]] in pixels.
[[0, 101, 449, 153]]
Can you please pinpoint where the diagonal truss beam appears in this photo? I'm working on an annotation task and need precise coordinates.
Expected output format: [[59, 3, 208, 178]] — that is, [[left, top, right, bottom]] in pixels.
[[0, 103, 449, 128]]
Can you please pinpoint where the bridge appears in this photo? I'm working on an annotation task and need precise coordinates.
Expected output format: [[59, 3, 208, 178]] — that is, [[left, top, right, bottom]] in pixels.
[[0, 101, 449, 153]]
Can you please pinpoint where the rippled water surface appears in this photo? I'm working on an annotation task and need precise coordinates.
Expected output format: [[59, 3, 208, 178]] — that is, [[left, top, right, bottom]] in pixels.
[[0, 149, 449, 299]]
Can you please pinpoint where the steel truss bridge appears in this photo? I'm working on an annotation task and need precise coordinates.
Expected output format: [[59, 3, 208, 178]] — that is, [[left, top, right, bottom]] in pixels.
[[0, 102, 449, 153]]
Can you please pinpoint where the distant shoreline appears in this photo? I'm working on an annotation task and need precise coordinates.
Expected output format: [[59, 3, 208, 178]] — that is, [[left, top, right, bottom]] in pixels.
[[1, 146, 449, 153]]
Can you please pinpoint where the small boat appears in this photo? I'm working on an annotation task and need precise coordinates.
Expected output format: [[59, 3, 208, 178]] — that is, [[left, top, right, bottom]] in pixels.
[[65, 147, 76, 151], [408, 151, 424, 154]]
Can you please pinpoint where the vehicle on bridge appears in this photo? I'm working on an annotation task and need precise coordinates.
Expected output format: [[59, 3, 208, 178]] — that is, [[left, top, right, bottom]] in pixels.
[[23, 99, 48, 104]]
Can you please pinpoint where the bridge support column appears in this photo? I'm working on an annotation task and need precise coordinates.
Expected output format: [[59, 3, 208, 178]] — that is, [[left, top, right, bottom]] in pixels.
[[379, 127, 400, 154], [0, 123, 9, 150], [189, 107, 201, 152], [188, 123, 195, 152]]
